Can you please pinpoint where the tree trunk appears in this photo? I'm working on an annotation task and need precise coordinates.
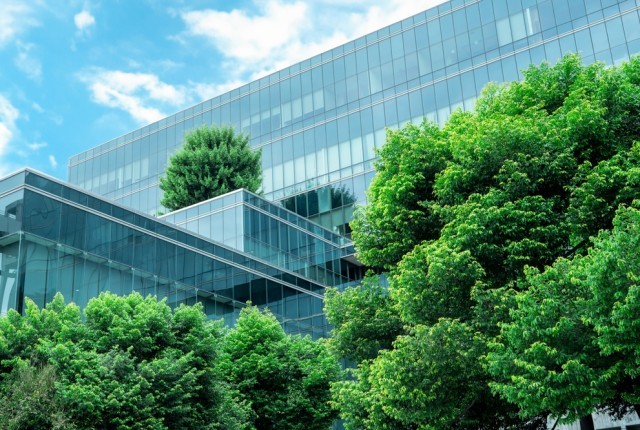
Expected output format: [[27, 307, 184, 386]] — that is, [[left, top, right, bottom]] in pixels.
[[578, 414, 595, 430]]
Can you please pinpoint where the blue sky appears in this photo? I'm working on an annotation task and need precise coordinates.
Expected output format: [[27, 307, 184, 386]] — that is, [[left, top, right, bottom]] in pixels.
[[0, 0, 445, 180]]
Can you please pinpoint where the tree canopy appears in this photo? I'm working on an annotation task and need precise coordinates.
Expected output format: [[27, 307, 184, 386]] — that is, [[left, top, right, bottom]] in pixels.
[[0, 293, 249, 430], [326, 54, 640, 429], [159, 125, 261, 212], [0, 294, 339, 430], [221, 306, 340, 430], [487, 204, 640, 423]]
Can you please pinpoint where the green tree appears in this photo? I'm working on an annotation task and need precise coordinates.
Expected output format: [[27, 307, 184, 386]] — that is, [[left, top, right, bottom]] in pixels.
[[350, 121, 448, 270], [0, 293, 251, 430], [222, 306, 340, 430], [160, 125, 261, 211], [0, 363, 74, 430], [0, 295, 83, 430], [55, 293, 250, 430], [328, 54, 640, 429], [585, 206, 640, 413], [324, 273, 404, 363], [488, 205, 640, 424], [486, 256, 608, 424]]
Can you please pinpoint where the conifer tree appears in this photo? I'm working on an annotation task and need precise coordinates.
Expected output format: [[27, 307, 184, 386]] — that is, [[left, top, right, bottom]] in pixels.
[[160, 125, 261, 211]]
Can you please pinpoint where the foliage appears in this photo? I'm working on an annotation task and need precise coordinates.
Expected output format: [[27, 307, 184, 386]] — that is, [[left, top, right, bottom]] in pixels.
[[340, 321, 486, 429], [350, 121, 448, 270], [0, 294, 340, 429], [586, 206, 640, 402], [222, 306, 340, 430], [390, 241, 483, 326], [486, 256, 606, 423], [331, 358, 403, 430], [488, 205, 640, 422], [327, 54, 640, 428], [324, 273, 404, 363], [160, 125, 261, 211], [0, 363, 74, 430], [58, 293, 251, 430], [0, 293, 251, 430]]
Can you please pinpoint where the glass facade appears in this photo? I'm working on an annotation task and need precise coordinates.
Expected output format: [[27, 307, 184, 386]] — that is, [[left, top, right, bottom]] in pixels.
[[5, 0, 640, 339], [0, 170, 331, 338], [160, 189, 363, 288], [67, 0, 640, 237]]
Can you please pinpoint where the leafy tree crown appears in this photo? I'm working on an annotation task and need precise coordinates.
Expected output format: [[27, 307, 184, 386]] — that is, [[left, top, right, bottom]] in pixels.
[[160, 125, 261, 212], [331, 54, 640, 429]]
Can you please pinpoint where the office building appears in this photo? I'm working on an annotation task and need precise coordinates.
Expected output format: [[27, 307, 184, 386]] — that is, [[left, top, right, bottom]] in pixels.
[[0, 0, 639, 341], [0, 169, 361, 337], [67, 0, 640, 236]]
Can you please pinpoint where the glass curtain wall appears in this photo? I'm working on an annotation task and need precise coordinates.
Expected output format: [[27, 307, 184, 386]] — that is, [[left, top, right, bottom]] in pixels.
[[0, 170, 329, 338], [161, 189, 364, 288], [68, 0, 640, 236]]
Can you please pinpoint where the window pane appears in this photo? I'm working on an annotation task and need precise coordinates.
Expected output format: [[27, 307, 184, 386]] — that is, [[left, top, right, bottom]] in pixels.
[[497, 17, 512, 46]]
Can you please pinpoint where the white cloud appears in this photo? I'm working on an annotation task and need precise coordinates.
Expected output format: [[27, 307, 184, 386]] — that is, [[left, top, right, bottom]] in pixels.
[[178, 0, 448, 84], [0, 2, 38, 48], [341, 0, 450, 36], [30, 102, 64, 126], [50, 113, 64, 126], [182, 1, 307, 66], [48, 154, 57, 168], [74, 8, 95, 34], [16, 140, 48, 159], [93, 112, 131, 136], [78, 68, 205, 124], [0, 95, 19, 157], [14, 42, 42, 82], [188, 80, 245, 102], [83, 1, 449, 124], [27, 142, 47, 151]]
